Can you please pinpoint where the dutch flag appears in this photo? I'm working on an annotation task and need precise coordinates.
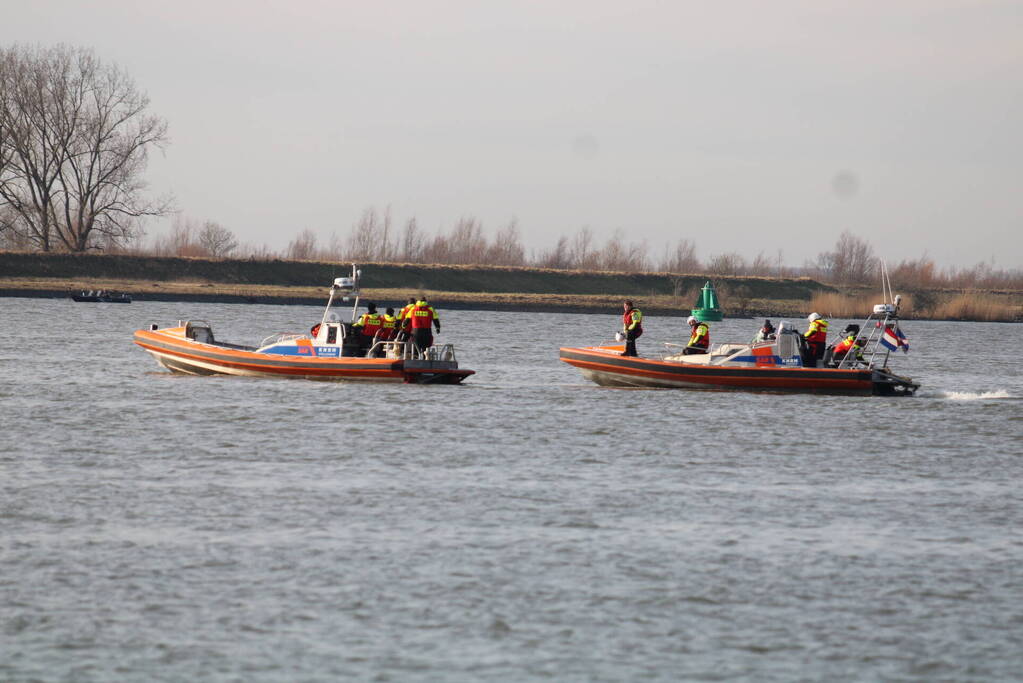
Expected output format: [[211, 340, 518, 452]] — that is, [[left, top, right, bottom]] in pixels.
[[880, 325, 909, 353]]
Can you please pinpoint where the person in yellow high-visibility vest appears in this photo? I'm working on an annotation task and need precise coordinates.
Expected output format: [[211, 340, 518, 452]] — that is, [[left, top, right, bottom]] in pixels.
[[405, 297, 440, 351], [621, 300, 643, 357], [804, 312, 829, 367], [683, 315, 710, 355], [395, 298, 416, 342]]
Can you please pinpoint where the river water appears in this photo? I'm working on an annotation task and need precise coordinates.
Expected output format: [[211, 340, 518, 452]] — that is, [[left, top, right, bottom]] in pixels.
[[1, 297, 1021, 681]]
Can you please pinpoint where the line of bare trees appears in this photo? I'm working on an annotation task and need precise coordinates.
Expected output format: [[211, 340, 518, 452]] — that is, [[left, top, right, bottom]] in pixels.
[[0, 44, 170, 252], [95, 208, 1021, 290]]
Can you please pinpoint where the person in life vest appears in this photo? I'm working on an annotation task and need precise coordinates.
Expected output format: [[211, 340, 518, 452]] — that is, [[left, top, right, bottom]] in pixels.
[[370, 307, 397, 357], [351, 302, 383, 355], [404, 296, 440, 352], [754, 319, 776, 343], [683, 315, 710, 355], [395, 297, 416, 342], [831, 323, 864, 365], [620, 300, 643, 357], [380, 308, 397, 340], [803, 312, 829, 367]]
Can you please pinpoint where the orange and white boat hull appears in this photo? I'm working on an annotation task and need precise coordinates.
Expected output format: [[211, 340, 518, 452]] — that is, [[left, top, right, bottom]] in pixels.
[[134, 327, 472, 384], [560, 345, 915, 395]]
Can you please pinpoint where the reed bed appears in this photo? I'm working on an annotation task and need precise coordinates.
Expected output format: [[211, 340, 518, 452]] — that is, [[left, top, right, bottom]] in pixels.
[[808, 291, 880, 319], [810, 290, 1019, 322], [928, 292, 1019, 321]]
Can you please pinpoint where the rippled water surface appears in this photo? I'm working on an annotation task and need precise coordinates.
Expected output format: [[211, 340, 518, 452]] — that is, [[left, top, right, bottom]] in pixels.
[[2, 297, 1021, 681]]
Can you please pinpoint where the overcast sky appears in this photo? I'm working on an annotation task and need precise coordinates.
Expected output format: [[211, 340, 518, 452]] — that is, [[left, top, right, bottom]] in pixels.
[[5, 1, 1021, 267]]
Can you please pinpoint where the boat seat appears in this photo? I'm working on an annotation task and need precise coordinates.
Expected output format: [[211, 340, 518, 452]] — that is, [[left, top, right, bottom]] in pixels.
[[186, 323, 215, 344]]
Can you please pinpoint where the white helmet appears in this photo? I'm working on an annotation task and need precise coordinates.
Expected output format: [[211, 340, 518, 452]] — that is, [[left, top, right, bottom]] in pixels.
[[807, 312, 820, 322], [686, 315, 697, 325]]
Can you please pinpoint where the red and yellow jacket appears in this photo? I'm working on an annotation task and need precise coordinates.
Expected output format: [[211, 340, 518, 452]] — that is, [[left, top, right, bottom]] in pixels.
[[353, 312, 382, 337], [380, 314, 397, 340], [623, 308, 643, 333], [408, 301, 439, 330], [688, 322, 710, 349], [805, 318, 829, 343], [834, 334, 863, 359]]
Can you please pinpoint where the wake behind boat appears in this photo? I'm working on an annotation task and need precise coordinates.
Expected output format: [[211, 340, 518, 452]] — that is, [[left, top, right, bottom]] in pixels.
[[561, 291, 918, 396], [133, 265, 474, 384]]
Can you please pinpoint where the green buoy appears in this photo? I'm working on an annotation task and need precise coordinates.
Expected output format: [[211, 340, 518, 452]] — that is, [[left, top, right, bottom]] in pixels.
[[691, 281, 723, 321]]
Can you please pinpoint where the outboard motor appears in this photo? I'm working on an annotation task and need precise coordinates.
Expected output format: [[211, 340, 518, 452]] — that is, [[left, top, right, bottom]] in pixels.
[[774, 321, 802, 365]]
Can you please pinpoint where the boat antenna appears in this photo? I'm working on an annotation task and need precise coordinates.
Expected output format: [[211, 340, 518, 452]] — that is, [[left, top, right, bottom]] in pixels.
[[350, 264, 361, 322], [880, 258, 894, 306], [321, 263, 361, 325]]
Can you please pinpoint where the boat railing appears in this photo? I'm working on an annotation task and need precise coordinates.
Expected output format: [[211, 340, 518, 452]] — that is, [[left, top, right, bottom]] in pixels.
[[258, 332, 305, 348], [399, 341, 457, 362], [662, 341, 739, 359]]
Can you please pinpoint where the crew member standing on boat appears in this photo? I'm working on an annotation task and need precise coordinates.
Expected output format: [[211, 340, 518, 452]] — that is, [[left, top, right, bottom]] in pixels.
[[804, 312, 829, 367], [621, 300, 643, 357], [406, 296, 441, 351], [683, 315, 710, 355], [380, 308, 397, 340], [395, 297, 416, 342], [352, 302, 383, 355]]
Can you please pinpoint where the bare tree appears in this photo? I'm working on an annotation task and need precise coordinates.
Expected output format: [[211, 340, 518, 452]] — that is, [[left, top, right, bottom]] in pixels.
[[749, 250, 774, 276], [659, 238, 699, 273], [0, 45, 170, 252], [346, 208, 383, 261], [447, 216, 488, 264], [816, 230, 877, 284], [568, 227, 599, 270], [486, 219, 525, 266], [399, 217, 424, 262], [706, 252, 747, 275], [600, 229, 648, 272], [287, 228, 319, 260], [197, 220, 238, 257], [151, 216, 203, 256], [535, 235, 570, 269]]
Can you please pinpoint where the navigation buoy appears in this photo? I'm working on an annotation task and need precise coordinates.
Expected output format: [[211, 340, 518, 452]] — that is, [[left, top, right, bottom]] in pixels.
[[692, 281, 723, 321]]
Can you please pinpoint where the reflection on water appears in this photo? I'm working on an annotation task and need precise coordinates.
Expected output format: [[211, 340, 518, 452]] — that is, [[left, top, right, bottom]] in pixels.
[[1, 297, 1021, 681]]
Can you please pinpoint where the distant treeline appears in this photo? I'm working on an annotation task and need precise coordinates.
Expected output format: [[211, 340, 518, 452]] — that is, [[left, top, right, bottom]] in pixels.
[[3, 207, 1022, 291]]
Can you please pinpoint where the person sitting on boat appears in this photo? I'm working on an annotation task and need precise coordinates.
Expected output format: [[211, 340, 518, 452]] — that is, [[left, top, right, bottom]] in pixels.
[[365, 307, 395, 357], [352, 302, 383, 354], [405, 296, 441, 352], [683, 315, 710, 355], [620, 300, 643, 357], [803, 312, 829, 367], [831, 324, 865, 366], [755, 319, 776, 343]]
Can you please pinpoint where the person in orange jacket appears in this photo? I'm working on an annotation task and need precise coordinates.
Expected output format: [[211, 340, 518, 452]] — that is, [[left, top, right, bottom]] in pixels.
[[351, 302, 383, 355], [404, 296, 441, 351], [804, 312, 829, 367], [683, 315, 710, 355], [621, 300, 643, 357]]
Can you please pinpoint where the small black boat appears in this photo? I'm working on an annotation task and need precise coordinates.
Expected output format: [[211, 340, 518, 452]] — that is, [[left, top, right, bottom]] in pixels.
[[71, 290, 132, 303]]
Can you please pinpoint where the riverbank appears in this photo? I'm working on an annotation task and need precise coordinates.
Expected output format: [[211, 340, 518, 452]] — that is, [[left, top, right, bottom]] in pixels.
[[0, 277, 812, 316], [1, 251, 1020, 320]]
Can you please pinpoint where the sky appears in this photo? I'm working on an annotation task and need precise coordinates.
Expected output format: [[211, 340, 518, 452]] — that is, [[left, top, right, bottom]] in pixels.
[[4, 1, 1021, 267]]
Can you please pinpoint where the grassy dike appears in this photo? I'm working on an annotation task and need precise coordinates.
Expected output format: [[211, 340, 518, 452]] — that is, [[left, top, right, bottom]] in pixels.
[[4, 250, 1021, 320], [0, 251, 830, 316]]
